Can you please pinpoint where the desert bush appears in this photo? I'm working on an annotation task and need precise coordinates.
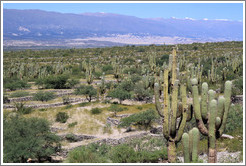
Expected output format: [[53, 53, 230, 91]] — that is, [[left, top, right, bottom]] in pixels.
[[64, 104, 73, 109], [225, 104, 243, 134], [14, 102, 33, 114], [62, 96, 71, 105], [3, 115, 61, 163], [134, 82, 152, 101], [78, 102, 90, 107], [4, 78, 30, 91], [56, 112, 69, 123], [36, 75, 75, 89], [232, 77, 243, 96], [108, 104, 124, 117], [119, 109, 158, 129], [68, 122, 78, 128], [3, 96, 10, 104], [9, 91, 30, 98], [33, 91, 55, 102], [67, 145, 108, 163], [102, 64, 113, 74], [91, 108, 102, 114], [109, 144, 138, 163], [65, 133, 78, 142]]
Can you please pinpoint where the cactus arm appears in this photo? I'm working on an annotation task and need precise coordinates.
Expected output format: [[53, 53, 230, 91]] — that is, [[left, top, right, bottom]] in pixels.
[[171, 49, 177, 85], [192, 128, 199, 162], [188, 129, 193, 160], [175, 84, 188, 142], [154, 83, 164, 118], [215, 117, 221, 130], [217, 81, 232, 137], [217, 96, 225, 120], [191, 78, 208, 135], [182, 133, 190, 163], [208, 89, 216, 102], [163, 69, 170, 138], [201, 82, 208, 121], [208, 99, 217, 163], [170, 80, 179, 137]]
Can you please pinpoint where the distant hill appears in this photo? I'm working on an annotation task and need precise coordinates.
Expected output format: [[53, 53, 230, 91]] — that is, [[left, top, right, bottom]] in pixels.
[[3, 9, 243, 48]]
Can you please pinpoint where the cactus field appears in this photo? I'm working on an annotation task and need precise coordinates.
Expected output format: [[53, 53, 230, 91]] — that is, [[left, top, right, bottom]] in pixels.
[[3, 41, 244, 163]]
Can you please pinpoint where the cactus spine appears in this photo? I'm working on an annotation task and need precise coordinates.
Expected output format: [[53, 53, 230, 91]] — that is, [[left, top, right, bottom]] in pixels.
[[191, 79, 232, 163], [182, 127, 200, 163]]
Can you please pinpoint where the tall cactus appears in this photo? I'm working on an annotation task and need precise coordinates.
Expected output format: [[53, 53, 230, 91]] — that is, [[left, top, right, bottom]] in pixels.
[[182, 127, 200, 163], [191, 78, 232, 163], [154, 48, 193, 163], [85, 61, 94, 85]]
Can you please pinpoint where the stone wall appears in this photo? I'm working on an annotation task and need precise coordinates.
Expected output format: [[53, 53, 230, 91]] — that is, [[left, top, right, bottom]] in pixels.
[[58, 134, 96, 142], [3, 98, 89, 109]]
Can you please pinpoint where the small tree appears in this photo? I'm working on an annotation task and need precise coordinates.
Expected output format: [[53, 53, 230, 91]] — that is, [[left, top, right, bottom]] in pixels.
[[108, 104, 124, 117], [3, 115, 61, 163], [75, 85, 97, 102], [108, 88, 131, 104], [33, 91, 55, 102]]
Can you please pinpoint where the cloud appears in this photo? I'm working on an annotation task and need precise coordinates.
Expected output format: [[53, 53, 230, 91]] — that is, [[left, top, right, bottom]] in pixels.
[[185, 17, 195, 20]]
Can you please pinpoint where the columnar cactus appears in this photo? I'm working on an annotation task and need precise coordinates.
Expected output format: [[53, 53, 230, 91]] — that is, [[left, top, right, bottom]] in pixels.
[[154, 48, 193, 163], [182, 127, 200, 163], [148, 52, 156, 73], [86, 62, 94, 84], [191, 79, 232, 163]]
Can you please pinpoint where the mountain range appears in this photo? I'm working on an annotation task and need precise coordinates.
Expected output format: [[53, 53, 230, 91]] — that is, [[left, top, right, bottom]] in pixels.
[[3, 9, 243, 48]]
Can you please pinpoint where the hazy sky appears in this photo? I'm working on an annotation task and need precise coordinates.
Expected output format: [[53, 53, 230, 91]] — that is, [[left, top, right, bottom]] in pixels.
[[3, 2, 244, 21]]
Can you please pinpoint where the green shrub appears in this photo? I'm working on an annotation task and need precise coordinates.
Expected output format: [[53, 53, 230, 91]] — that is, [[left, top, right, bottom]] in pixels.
[[78, 102, 90, 107], [225, 104, 243, 134], [4, 78, 30, 91], [134, 81, 152, 101], [138, 148, 167, 162], [56, 112, 69, 123], [68, 122, 78, 128], [67, 146, 108, 163], [3, 115, 61, 163], [9, 91, 30, 98], [14, 102, 33, 114], [119, 109, 158, 129], [232, 77, 243, 96], [35, 75, 74, 89], [62, 95, 71, 105], [64, 104, 73, 109], [137, 106, 143, 110], [65, 79, 79, 89], [102, 64, 113, 74], [38, 108, 47, 112], [109, 144, 138, 163], [65, 133, 78, 142], [91, 108, 102, 114], [108, 104, 124, 117], [33, 91, 55, 102], [3, 96, 10, 104]]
